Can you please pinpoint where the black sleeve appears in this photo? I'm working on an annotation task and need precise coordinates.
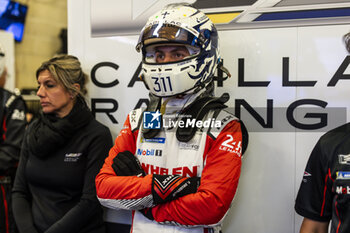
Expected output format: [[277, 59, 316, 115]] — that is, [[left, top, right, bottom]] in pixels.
[[12, 131, 39, 233], [0, 96, 27, 175], [44, 127, 113, 233], [295, 139, 333, 222]]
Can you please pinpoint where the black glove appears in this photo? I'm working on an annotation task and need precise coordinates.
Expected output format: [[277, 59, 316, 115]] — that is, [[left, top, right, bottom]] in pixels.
[[152, 174, 200, 204], [139, 208, 154, 221], [112, 151, 145, 176]]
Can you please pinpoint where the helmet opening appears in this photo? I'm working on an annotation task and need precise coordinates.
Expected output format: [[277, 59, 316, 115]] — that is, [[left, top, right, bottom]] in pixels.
[[144, 43, 201, 64]]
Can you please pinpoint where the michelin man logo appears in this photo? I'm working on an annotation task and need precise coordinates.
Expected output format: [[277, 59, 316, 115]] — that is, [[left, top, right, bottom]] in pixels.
[[143, 111, 161, 129]]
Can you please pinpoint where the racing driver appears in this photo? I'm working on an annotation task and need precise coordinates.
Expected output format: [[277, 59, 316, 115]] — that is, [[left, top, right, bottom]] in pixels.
[[96, 3, 248, 233]]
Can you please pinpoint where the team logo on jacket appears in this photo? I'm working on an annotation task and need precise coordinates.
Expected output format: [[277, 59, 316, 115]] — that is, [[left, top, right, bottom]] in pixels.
[[216, 114, 235, 130], [140, 137, 165, 144], [336, 186, 350, 194], [219, 135, 242, 157], [137, 149, 162, 156], [303, 171, 311, 177], [141, 163, 198, 176], [143, 111, 161, 129], [336, 171, 350, 179], [339, 154, 350, 165], [335, 172, 350, 194], [11, 109, 25, 120], [179, 142, 199, 151], [303, 171, 312, 182], [130, 110, 138, 123], [64, 153, 82, 162]]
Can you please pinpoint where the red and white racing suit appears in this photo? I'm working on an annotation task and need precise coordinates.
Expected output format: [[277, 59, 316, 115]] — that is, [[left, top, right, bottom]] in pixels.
[[96, 104, 243, 233]]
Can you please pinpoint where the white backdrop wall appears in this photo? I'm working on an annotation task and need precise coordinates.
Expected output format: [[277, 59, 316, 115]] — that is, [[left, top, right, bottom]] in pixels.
[[68, 0, 350, 232]]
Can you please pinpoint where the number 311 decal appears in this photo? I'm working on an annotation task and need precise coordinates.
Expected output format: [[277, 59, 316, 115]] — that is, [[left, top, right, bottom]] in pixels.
[[152, 77, 173, 92]]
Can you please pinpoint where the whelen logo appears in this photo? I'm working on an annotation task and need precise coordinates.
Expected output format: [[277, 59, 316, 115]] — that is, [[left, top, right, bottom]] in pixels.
[[137, 149, 162, 156], [141, 163, 198, 176]]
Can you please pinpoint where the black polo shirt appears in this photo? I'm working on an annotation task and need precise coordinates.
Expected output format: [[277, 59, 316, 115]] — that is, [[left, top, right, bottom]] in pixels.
[[295, 123, 350, 233]]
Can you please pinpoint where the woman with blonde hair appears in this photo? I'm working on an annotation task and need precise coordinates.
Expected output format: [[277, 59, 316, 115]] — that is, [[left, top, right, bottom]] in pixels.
[[12, 55, 112, 233]]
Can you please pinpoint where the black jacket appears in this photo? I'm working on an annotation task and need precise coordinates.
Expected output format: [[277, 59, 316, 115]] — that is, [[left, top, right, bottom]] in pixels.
[[12, 100, 113, 233], [0, 87, 27, 233], [0, 87, 27, 175]]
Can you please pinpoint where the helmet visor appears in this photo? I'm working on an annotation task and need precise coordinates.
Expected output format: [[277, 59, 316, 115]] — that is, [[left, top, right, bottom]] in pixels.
[[136, 22, 200, 52]]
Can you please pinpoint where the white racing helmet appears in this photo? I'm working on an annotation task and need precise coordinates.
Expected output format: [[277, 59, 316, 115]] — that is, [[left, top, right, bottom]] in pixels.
[[136, 4, 219, 97]]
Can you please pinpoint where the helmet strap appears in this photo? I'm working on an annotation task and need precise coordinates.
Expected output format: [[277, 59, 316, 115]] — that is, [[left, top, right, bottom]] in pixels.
[[176, 93, 229, 142], [160, 96, 176, 115], [212, 59, 231, 83], [140, 74, 150, 90]]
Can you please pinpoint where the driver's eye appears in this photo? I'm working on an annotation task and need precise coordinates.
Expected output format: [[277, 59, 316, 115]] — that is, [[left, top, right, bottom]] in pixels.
[[155, 53, 165, 61]]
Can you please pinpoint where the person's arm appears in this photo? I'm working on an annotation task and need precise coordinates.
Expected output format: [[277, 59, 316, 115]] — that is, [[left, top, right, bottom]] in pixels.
[[43, 127, 113, 233], [299, 218, 329, 233], [97, 118, 243, 226], [96, 112, 153, 210], [146, 120, 243, 226], [12, 131, 39, 233], [295, 137, 333, 223], [0, 95, 26, 175]]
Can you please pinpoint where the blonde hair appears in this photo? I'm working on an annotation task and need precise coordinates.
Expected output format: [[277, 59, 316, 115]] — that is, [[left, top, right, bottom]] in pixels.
[[36, 54, 88, 98]]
